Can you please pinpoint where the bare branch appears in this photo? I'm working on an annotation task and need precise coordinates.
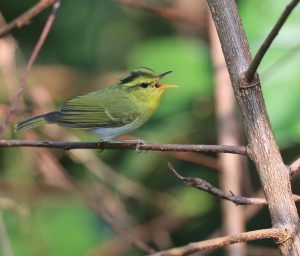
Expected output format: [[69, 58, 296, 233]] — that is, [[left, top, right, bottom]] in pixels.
[[169, 163, 300, 206], [207, 0, 300, 253], [168, 163, 266, 205], [150, 228, 288, 256], [245, 0, 300, 82], [114, 0, 206, 27], [0, 0, 61, 137], [0, 139, 247, 154], [0, 0, 56, 38]]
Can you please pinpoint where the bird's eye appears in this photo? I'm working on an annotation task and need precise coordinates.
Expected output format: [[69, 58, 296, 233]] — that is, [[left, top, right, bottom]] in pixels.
[[140, 83, 149, 88]]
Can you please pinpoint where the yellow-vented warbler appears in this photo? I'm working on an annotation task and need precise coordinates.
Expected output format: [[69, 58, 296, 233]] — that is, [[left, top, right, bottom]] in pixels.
[[16, 67, 176, 141]]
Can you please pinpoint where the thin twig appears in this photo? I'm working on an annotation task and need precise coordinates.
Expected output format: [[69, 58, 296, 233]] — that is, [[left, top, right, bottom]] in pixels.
[[168, 163, 266, 205], [150, 228, 288, 256], [114, 0, 206, 27], [0, 139, 247, 154], [0, 0, 56, 38], [0, 0, 61, 137], [245, 0, 300, 82]]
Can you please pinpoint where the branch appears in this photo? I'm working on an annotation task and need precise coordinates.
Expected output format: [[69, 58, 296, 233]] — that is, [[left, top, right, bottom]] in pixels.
[[168, 163, 266, 205], [207, 0, 300, 254], [0, 139, 247, 154], [169, 163, 300, 206], [0, 0, 61, 137], [150, 228, 288, 256], [0, 0, 56, 38], [244, 0, 300, 82], [114, 0, 206, 27]]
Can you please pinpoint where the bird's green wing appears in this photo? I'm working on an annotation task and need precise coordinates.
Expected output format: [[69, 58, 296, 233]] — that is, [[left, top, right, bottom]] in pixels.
[[45, 91, 138, 128]]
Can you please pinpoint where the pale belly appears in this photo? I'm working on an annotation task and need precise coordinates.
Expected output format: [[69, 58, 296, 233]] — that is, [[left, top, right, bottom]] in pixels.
[[92, 117, 145, 141]]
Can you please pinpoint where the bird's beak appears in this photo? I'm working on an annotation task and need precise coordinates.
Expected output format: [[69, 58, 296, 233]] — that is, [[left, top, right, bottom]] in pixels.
[[159, 70, 173, 79], [157, 70, 177, 90], [156, 83, 178, 90]]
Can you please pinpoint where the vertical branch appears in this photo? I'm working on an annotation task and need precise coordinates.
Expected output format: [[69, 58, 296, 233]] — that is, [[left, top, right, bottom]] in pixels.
[[207, 0, 300, 255], [208, 15, 246, 256]]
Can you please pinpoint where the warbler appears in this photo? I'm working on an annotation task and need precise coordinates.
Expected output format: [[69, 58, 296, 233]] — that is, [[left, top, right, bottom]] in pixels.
[[16, 67, 176, 141]]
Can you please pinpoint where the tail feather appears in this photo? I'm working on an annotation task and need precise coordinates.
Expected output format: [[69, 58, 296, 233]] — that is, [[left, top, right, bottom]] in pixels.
[[15, 114, 46, 131]]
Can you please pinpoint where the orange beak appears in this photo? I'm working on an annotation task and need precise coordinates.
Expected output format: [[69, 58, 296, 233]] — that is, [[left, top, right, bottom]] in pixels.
[[156, 83, 178, 90]]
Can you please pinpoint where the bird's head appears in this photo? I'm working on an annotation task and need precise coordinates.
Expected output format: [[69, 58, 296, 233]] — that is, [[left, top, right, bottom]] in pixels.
[[118, 67, 177, 102]]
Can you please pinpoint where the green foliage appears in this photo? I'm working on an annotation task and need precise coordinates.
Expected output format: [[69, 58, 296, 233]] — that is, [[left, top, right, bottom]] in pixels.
[[4, 200, 103, 256]]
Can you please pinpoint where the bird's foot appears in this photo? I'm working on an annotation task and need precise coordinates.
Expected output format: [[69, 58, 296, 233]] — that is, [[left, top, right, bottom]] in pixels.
[[96, 141, 106, 153], [96, 139, 145, 153]]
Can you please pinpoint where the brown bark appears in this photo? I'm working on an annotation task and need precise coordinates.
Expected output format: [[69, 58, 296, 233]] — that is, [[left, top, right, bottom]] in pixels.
[[207, 0, 300, 254]]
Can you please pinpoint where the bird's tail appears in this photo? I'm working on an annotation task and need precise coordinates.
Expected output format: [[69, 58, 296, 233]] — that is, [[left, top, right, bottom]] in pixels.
[[15, 114, 46, 131]]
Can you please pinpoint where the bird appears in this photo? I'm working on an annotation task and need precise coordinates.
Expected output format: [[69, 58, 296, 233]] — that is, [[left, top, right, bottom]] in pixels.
[[15, 67, 177, 141]]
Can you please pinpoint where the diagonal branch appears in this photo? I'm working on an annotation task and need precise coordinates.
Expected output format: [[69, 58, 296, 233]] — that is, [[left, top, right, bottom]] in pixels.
[[150, 228, 288, 256], [0, 139, 247, 154], [114, 0, 206, 27], [168, 163, 300, 205], [0, 0, 56, 38], [168, 163, 265, 205], [245, 0, 300, 82], [0, 0, 61, 137]]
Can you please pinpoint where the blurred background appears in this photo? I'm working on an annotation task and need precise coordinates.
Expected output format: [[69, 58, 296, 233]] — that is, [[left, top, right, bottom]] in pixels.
[[0, 0, 300, 255]]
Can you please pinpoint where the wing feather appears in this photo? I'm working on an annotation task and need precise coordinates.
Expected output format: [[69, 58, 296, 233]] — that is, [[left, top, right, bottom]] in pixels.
[[45, 91, 138, 128]]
